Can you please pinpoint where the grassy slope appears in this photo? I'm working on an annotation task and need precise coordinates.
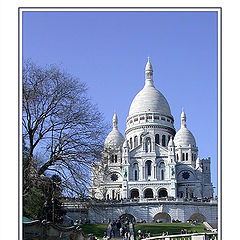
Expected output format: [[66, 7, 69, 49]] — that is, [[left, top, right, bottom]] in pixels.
[[82, 224, 107, 238], [82, 223, 208, 238], [135, 223, 208, 236]]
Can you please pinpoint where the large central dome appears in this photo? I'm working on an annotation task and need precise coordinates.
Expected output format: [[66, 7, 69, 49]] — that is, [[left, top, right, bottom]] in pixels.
[[129, 84, 171, 117], [125, 58, 175, 136], [128, 57, 172, 118]]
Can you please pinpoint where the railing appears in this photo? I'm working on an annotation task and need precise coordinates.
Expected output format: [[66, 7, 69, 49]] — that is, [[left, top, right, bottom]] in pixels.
[[143, 232, 217, 240], [62, 198, 218, 208], [62, 197, 218, 204]]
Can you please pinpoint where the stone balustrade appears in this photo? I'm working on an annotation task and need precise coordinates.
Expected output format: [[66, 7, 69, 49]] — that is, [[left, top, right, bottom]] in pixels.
[[143, 232, 217, 240], [63, 197, 217, 205]]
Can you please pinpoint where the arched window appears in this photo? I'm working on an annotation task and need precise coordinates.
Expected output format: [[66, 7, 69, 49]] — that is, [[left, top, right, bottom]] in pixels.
[[162, 135, 166, 147], [159, 162, 165, 180], [133, 163, 139, 181], [130, 189, 139, 199], [145, 138, 151, 152], [161, 169, 164, 180], [144, 188, 153, 198], [134, 136, 138, 148], [112, 190, 115, 200], [135, 170, 138, 180], [186, 153, 188, 161], [146, 160, 152, 176], [155, 134, 160, 144], [182, 153, 185, 161], [130, 138, 133, 149], [158, 188, 168, 198]]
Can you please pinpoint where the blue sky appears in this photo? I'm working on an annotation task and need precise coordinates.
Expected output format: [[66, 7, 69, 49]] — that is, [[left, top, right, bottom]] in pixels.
[[23, 11, 218, 195]]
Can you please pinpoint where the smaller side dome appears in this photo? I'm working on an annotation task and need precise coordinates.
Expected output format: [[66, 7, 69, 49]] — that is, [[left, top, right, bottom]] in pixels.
[[174, 109, 196, 147], [104, 112, 125, 148]]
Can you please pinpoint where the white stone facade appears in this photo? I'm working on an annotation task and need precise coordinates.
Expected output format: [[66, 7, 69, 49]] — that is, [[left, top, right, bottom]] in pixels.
[[64, 200, 218, 224], [87, 201, 218, 224], [89, 58, 214, 203]]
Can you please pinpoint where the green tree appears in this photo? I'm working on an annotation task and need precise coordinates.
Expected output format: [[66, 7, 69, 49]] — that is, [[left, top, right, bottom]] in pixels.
[[23, 186, 46, 220]]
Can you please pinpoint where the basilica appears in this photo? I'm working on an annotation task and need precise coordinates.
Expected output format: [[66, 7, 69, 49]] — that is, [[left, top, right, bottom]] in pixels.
[[89, 58, 214, 202]]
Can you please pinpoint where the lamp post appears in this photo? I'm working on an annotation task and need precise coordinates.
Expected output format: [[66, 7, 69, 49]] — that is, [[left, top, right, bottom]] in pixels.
[[44, 200, 48, 221], [52, 197, 55, 223]]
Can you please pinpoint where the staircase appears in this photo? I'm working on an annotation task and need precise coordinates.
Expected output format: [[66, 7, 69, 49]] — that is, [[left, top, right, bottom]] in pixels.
[[203, 221, 217, 232]]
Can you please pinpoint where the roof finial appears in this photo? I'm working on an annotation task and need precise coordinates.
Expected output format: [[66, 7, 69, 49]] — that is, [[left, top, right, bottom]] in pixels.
[[181, 108, 186, 128], [145, 57, 153, 86], [112, 112, 118, 129]]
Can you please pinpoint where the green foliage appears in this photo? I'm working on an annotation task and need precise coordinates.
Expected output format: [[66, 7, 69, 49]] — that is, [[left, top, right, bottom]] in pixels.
[[23, 187, 46, 220]]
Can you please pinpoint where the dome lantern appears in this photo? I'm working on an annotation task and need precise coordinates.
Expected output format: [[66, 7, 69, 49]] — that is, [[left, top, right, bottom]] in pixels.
[[181, 108, 187, 128], [113, 111, 118, 129], [145, 56, 154, 86]]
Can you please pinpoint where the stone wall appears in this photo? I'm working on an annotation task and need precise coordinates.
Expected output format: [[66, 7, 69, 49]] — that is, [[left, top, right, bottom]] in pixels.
[[64, 200, 218, 224]]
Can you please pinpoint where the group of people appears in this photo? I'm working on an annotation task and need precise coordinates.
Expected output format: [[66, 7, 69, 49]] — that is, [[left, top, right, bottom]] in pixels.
[[137, 230, 151, 239], [171, 218, 181, 223], [138, 218, 147, 224], [102, 217, 135, 240], [180, 229, 198, 234]]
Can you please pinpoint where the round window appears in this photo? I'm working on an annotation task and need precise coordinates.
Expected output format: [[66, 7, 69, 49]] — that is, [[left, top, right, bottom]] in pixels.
[[182, 171, 190, 180], [111, 173, 118, 181]]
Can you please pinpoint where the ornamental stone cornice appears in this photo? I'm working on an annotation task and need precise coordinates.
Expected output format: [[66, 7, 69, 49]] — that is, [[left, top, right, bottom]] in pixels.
[[79, 200, 217, 208], [125, 124, 176, 135]]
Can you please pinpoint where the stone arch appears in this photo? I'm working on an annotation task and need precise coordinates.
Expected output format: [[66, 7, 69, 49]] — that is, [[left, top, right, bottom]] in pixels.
[[119, 214, 135, 223], [188, 213, 206, 222], [153, 212, 171, 223], [158, 188, 168, 198], [130, 189, 139, 199], [144, 188, 154, 198]]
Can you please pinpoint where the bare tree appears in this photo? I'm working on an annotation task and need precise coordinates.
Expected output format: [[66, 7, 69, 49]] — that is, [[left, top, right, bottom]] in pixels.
[[22, 60, 108, 197]]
